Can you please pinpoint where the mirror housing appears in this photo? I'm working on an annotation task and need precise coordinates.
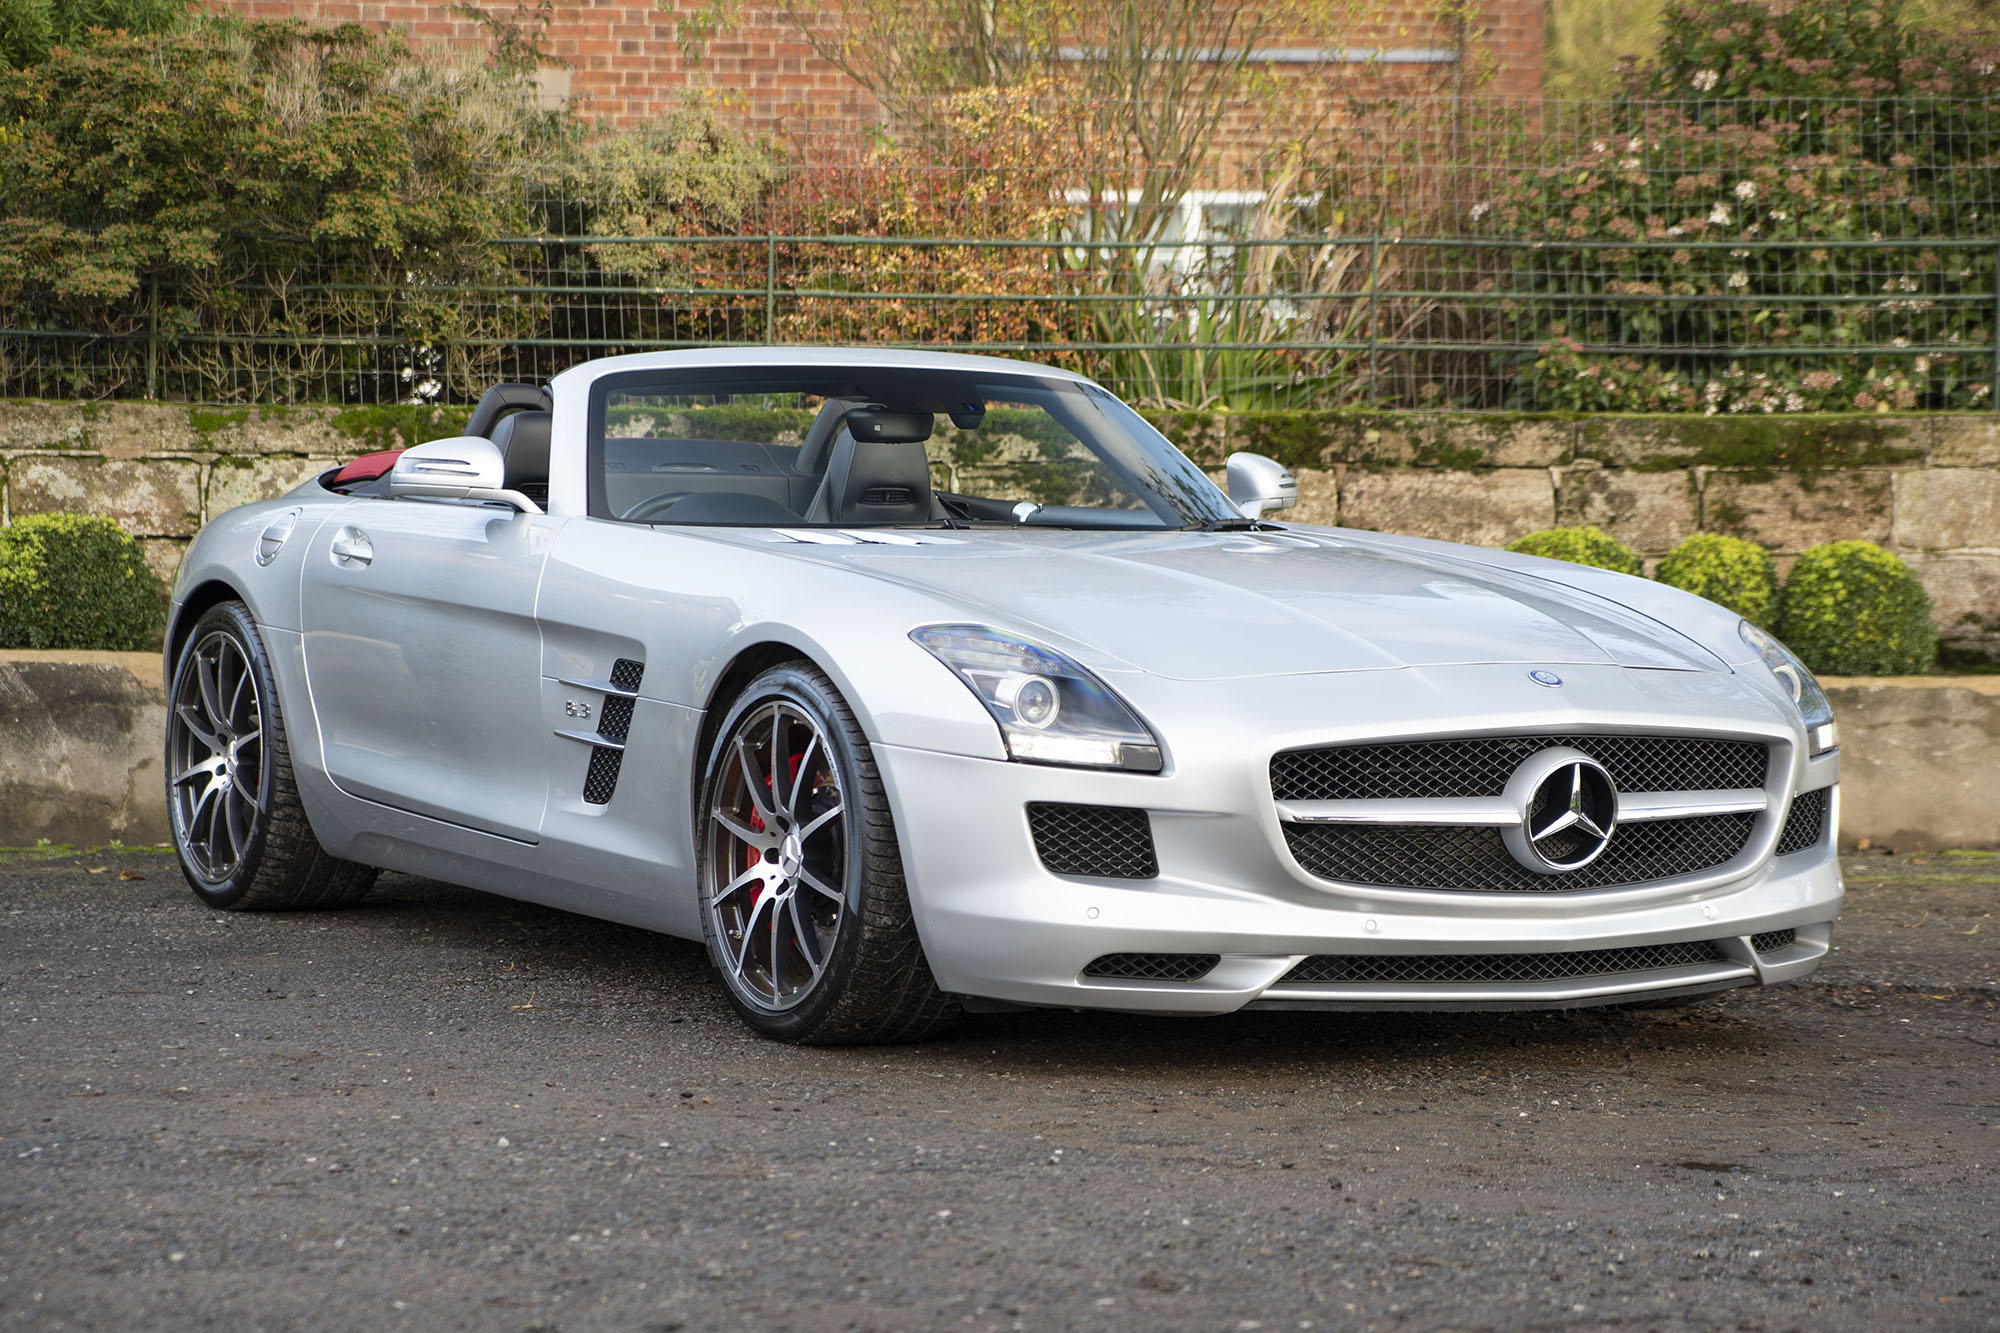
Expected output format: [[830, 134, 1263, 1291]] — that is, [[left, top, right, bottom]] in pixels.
[[388, 437, 542, 513], [844, 407, 934, 443], [1226, 451, 1298, 520]]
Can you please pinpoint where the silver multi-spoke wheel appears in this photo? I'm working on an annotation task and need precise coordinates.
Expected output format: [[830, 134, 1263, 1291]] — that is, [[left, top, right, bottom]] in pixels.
[[165, 601, 375, 911], [705, 700, 847, 1012], [169, 629, 266, 883], [696, 663, 957, 1043]]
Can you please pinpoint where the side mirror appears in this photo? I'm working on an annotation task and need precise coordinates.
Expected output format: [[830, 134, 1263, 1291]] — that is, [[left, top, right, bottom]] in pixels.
[[388, 437, 542, 514], [1226, 451, 1297, 520]]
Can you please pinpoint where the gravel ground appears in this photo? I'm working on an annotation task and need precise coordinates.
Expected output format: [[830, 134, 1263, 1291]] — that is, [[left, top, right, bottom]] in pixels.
[[1, 846, 1995, 1331]]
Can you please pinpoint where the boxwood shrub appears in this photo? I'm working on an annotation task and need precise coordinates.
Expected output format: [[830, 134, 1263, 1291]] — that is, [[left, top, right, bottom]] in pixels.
[[0, 514, 165, 651], [1504, 525, 1644, 575], [1655, 533, 1780, 627], [1776, 540, 1936, 677]]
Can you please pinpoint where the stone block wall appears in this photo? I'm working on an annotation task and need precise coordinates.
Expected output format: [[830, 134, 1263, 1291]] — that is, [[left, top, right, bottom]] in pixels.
[[0, 402, 1996, 663]]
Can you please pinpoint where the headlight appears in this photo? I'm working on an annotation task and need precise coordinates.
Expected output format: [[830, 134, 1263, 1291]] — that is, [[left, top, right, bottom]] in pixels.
[[911, 624, 1164, 772], [1739, 621, 1837, 756]]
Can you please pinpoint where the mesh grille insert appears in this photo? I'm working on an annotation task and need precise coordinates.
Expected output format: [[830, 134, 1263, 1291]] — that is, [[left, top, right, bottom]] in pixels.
[[597, 695, 636, 744], [1282, 939, 1729, 986], [1283, 814, 1756, 892], [1082, 953, 1220, 982], [609, 658, 646, 692], [1272, 734, 1769, 802], [583, 748, 623, 805], [1027, 803, 1158, 879], [1774, 787, 1829, 856], [1751, 928, 1798, 954]]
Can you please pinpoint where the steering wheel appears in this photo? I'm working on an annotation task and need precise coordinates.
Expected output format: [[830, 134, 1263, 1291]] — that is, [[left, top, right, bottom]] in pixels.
[[619, 492, 689, 523]]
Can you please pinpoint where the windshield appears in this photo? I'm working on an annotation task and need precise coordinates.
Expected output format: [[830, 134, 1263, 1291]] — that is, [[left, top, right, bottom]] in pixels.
[[586, 366, 1241, 530]]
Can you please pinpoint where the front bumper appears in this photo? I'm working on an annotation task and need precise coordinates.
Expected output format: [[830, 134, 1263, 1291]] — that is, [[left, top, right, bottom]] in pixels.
[[873, 665, 1841, 1015]]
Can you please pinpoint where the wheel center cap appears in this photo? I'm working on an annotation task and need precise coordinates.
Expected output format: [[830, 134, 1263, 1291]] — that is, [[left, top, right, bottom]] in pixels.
[[779, 831, 803, 879]]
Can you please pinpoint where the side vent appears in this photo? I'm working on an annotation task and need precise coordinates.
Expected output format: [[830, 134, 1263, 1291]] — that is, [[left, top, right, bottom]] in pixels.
[[566, 657, 645, 807]]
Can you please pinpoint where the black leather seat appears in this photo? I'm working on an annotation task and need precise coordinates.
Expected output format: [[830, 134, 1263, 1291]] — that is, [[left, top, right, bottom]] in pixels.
[[489, 410, 552, 501], [803, 437, 934, 525]]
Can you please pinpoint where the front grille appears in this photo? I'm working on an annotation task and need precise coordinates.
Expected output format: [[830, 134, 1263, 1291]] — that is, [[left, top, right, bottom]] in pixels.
[[1751, 928, 1797, 954], [1082, 953, 1219, 982], [1774, 787, 1829, 856], [1271, 734, 1768, 802], [1281, 940, 1729, 987], [1027, 803, 1158, 879], [1283, 814, 1756, 892]]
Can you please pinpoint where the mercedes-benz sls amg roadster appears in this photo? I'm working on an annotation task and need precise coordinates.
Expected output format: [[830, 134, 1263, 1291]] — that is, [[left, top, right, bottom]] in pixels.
[[163, 349, 1841, 1042]]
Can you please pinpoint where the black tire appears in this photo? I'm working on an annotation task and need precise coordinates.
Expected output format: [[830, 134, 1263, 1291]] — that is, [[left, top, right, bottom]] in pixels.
[[165, 600, 376, 911], [696, 662, 958, 1044]]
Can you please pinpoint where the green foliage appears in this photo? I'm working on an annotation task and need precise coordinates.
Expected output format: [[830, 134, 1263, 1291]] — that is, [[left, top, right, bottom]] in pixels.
[[1776, 539, 1937, 675], [0, 514, 163, 650], [1655, 532, 1778, 624], [0, 0, 191, 69], [1485, 0, 1999, 414], [1504, 525, 1645, 575]]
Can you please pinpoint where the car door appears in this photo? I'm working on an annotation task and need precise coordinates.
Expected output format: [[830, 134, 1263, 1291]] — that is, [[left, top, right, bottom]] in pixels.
[[298, 497, 562, 842]]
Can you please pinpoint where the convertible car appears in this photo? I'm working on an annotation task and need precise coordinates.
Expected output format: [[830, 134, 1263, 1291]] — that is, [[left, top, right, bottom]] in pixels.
[[163, 349, 1841, 1042]]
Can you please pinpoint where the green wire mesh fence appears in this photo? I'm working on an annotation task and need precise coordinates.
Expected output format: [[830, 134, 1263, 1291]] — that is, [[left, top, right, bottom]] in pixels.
[[2, 96, 1995, 411]]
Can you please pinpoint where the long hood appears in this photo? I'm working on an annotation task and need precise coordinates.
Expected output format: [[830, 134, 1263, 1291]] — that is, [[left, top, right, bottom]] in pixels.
[[732, 527, 1726, 680]]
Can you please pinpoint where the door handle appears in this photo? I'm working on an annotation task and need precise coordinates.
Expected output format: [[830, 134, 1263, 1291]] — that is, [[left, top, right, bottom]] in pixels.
[[330, 527, 373, 568]]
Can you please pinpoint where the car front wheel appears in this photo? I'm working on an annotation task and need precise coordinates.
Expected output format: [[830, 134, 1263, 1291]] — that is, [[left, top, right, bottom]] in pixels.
[[696, 662, 956, 1043], [165, 600, 375, 910]]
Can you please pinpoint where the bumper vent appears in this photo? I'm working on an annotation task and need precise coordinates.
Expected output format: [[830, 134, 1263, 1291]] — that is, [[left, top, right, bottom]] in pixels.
[[1272, 734, 1769, 802], [1774, 787, 1830, 856], [1082, 952, 1220, 982], [1028, 803, 1158, 879], [1282, 940, 1729, 987], [582, 658, 645, 806], [1282, 814, 1756, 893], [1751, 928, 1797, 954]]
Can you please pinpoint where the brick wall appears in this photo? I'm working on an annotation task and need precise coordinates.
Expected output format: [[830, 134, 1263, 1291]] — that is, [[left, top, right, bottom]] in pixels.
[[202, 1, 1542, 131]]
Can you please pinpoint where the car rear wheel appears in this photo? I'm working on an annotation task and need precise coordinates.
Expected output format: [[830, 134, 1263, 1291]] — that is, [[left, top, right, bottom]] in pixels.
[[697, 662, 957, 1043], [166, 600, 375, 910]]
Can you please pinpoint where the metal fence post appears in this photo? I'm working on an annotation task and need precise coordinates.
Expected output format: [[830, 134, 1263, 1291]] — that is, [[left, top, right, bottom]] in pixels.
[[765, 235, 778, 343], [1992, 238, 1999, 410], [1367, 236, 1382, 409], [145, 273, 158, 401]]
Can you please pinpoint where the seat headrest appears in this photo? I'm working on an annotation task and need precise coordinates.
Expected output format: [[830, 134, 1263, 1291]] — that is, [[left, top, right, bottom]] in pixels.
[[490, 410, 552, 493], [825, 439, 933, 525]]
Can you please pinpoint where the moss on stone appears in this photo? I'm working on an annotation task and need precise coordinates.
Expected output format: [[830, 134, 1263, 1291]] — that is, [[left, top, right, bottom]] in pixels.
[[330, 404, 474, 453], [188, 407, 251, 437], [1583, 414, 1926, 476]]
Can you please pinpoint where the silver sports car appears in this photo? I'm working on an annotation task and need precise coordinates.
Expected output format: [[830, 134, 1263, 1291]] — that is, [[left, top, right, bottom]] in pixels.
[[163, 349, 1841, 1042]]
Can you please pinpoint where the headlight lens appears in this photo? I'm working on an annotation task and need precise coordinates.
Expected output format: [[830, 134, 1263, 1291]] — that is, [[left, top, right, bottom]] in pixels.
[[911, 624, 1163, 772], [1739, 621, 1837, 755]]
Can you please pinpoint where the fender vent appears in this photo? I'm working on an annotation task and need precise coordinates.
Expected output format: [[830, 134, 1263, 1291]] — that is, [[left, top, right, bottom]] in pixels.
[[583, 659, 646, 806]]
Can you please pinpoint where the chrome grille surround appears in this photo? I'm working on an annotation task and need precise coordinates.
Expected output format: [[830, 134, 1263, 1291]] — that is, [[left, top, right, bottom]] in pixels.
[[1272, 731, 1778, 894]]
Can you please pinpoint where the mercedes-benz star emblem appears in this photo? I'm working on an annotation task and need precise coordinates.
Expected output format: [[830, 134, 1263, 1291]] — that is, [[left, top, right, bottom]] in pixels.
[[1498, 749, 1620, 874], [1528, 669, 1563, 687]]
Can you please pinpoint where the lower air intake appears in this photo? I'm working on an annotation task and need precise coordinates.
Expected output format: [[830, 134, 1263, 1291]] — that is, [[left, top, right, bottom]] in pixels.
[[1082, 953, 1220, 982], [1281, 940, 1729, 986], [1027, 803, 1158, 879], [1750, 928, 1797, 954], [1774, 787, 1829, 856]]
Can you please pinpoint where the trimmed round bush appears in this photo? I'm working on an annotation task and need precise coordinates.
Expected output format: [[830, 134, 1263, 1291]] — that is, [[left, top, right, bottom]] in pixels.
[[0, 514, 165, 651], [1776, 540, 1937, 677], [1504, 525, 1643, 575], [1655, 534, 1780, 627]]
